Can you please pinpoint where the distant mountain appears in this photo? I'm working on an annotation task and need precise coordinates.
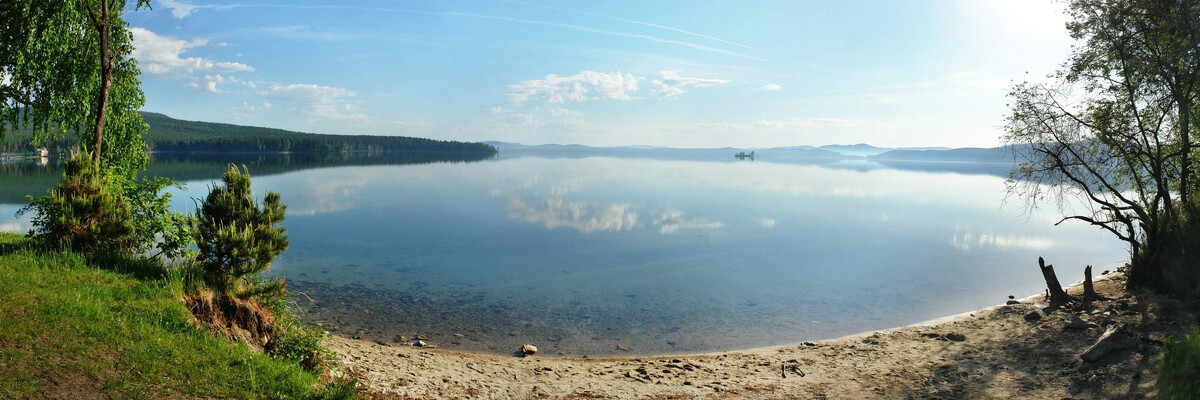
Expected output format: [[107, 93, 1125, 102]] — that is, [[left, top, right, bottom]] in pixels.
[[486, 142, 845, 160], [770, 145, 816, 150], [870, 147, 1014, 163], [814, 144, 955, 157], [817, 143, 890, 157]]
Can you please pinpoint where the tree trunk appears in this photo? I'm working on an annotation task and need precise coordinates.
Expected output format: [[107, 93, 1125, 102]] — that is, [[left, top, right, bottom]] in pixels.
[[1179, 99, 1191, 206], [1038, 257, 1072, 304], [90, 1, 113, 169]]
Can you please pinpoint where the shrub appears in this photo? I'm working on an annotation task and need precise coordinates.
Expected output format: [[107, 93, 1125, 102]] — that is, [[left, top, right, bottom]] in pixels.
[[18, 152, 134, 253], [116, 175, 195, 261], [192, 165, 289, 298], [1161, 328, 1200, 400], [267, 311, 334, 374]]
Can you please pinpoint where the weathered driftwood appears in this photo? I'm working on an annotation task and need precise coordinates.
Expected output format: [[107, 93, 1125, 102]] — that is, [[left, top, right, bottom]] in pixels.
[[1038, 257, 1073, 304], [1084, 265, 1098, 301], [1080, 324, 1135, 362]]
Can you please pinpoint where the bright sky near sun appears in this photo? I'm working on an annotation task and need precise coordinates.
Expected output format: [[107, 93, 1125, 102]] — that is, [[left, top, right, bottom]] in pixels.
[[126, 0, 1073, 148]]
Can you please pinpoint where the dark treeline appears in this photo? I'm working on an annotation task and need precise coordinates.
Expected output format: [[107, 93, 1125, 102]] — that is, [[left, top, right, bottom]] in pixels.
[[141, 112, 497, 154], [1, 111, 498, 156]]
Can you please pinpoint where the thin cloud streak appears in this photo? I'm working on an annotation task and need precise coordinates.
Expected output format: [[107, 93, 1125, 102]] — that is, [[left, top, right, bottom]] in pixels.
[[440, 12, 765, 61], [498, 0, 756, 50], [171, 3, 764, 61]]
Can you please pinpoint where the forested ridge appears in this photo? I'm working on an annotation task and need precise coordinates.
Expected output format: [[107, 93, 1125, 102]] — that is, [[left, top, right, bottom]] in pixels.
[[1, 111, 497, 155]]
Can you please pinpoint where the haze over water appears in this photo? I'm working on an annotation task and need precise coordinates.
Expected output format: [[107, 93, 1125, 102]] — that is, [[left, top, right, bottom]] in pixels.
[[0, 152, 1127, 356]]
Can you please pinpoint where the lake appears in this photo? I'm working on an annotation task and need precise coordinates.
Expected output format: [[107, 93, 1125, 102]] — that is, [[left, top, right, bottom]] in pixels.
[[0, 151, 1128, 356]]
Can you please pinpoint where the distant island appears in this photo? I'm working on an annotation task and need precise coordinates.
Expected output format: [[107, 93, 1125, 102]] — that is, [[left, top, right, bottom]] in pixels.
[[0, 112, 498, 156]]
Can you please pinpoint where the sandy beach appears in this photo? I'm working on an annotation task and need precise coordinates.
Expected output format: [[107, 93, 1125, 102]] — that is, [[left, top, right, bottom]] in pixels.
[[327, 270, 1188, 399]]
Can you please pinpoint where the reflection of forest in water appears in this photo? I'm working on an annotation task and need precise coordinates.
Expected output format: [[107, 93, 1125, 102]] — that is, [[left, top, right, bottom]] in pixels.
[[0, 149, 1015, 205], [0, 151, 497, 204]]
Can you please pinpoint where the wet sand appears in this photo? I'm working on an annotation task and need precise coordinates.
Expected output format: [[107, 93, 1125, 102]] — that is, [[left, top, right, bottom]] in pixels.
[[327, 270, 1189, 399]]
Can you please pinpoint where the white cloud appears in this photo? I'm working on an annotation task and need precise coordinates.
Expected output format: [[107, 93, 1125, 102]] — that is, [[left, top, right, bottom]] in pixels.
[[693, 118, 894, 131], [652, 70, 729, 98], [258, 83, 367, 122], [488, 106, 503, 114], [131, 28, 253, 76], [258, 26, 358, 41], [760, 218, 777, 228], [235, 101, 272, 112], [506, 113, 545, 127], [158, 0, 199, 19], [758, 83, 782, 91], [508, 71, 640, 104], [200, 74, 246, 93]]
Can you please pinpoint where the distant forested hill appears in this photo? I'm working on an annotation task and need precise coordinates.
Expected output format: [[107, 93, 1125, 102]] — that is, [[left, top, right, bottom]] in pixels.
[[141, 112, 496, 154], [1, 112, 497, 155], [869, 146, 1017, 163]]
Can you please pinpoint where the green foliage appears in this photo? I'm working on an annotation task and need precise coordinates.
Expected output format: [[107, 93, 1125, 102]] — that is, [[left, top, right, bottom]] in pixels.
[[18, 152, 134, 253], [1160, 328, 1200, 400], [192, 165, 289, 297], [115, 174, 196, 260], [0, 232, 334, 399], [0, 0, 149, 177], [1004, 0, 1200, 297], [266, 301, 336, 374], [318, 375, 368, 400]]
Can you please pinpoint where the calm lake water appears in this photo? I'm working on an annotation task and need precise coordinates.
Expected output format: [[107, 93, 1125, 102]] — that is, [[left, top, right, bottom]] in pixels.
[[0, 152, 1127, 356]]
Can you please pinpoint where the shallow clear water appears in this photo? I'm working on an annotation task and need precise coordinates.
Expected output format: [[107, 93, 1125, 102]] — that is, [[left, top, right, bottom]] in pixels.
[[0, 153, 1128, 356]]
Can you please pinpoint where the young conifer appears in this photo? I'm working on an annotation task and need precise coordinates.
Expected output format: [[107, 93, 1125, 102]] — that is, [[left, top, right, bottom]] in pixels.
[[192, 165, 289, 297]]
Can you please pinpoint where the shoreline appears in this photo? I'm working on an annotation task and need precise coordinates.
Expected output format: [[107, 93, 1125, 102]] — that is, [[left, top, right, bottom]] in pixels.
[[327, 270, 1124, 360], [326, 266, 1173, 398]]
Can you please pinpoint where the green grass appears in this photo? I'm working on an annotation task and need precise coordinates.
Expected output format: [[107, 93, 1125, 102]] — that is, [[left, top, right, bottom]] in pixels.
[[0, 232, 340, 399], [1161, 327, 1200, 400]]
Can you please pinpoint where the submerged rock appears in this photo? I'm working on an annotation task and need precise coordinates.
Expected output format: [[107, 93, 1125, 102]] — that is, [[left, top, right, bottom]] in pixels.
[[521, 344, 538, 356]]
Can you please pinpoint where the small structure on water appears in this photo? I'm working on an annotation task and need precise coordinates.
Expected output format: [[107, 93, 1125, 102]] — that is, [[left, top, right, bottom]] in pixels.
[[735, 151, 755, 160]]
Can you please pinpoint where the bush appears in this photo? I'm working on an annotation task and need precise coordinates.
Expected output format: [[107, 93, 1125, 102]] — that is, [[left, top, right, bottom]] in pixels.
[[18, 152, 134, 253], [192, 164, 289, 298], [1161, 328, 1200, 400], [267, 308, 334, 374], [116, 175, 195, 261]]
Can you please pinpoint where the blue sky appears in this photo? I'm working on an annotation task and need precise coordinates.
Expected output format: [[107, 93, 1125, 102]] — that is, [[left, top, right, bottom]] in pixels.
[[126, 0, 1071, 148]]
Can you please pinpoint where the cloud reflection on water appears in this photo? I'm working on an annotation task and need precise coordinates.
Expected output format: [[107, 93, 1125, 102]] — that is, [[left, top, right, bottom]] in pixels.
[[950, 231, 1053, 251], [507, 198, 638, 233], [653, 208, 723, 234]]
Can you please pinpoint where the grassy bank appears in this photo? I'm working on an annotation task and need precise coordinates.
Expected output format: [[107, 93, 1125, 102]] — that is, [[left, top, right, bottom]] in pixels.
[[0, 232, 341, 399]]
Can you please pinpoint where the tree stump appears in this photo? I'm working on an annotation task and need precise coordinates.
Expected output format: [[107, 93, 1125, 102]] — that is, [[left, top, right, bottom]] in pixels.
[[1084, 265, 1097, 301], [1038, 257, 1072, 304]]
